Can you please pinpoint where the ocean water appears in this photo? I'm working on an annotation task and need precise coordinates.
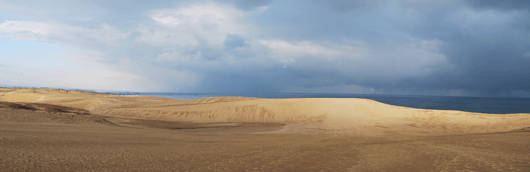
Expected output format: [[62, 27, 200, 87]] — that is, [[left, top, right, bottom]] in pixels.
[[114, 92, 530, 114]]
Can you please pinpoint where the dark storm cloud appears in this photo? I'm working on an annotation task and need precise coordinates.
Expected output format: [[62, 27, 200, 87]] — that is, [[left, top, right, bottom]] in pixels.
[[241, 0, 530, 97], [404, 2, 530, 97], [426, 37, 530, 97]]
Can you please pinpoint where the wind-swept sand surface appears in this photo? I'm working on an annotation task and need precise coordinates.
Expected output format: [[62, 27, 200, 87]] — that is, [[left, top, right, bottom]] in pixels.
[[1, 87, 529, 171]]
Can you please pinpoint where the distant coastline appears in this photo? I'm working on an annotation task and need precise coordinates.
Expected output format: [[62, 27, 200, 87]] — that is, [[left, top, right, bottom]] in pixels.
[[2, 87, 530, 114]]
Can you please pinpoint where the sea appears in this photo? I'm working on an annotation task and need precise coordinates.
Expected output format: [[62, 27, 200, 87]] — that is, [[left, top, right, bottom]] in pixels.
[[110, 92, 530, 114]]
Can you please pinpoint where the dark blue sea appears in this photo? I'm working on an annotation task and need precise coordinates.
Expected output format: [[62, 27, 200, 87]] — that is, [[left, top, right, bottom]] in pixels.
[[110, 92, 530, 114]]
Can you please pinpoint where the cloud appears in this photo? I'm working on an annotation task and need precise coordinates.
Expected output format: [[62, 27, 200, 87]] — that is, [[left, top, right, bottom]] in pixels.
[[61, 48, 199, 91], [464, 0, 530, 11], [325, 0, 383, 12], [444, 7, 520, 35], [1, 0, 530, 97], [141, 2, 248, 47], [260, 40, 367, 67], [223, 33, 247, 50], [0, 20, 126, 50], [0, 17, 201, 91], [234, 0, 272, 10], [0, 56, 142, 91], [187, 36, 450, 94], [150, 3, 245, 27], [413, 6, 530, 97], [524, 52, 530, 59], [361, 39, 449, 77], [155, 50, 197, 63]]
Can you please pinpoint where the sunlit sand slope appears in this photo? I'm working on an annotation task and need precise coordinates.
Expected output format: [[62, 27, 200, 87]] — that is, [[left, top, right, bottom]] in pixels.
[[2, 88, 529, 135]]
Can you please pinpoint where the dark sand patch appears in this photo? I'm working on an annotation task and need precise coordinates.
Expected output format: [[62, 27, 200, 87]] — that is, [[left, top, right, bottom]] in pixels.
[[511, 127, 530, 132], [119, 118, 242, 129], [0, 101, 115, 126], [112, 118, 285, 134]]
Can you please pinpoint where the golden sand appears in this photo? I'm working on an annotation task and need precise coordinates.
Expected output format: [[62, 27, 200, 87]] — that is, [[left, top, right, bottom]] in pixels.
[[1, 87, 529, 171], [1, 87, 528, 135]]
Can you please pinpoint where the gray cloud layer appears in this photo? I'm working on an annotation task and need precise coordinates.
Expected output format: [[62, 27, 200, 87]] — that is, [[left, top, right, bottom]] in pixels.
[[1, 0, 530, 97]]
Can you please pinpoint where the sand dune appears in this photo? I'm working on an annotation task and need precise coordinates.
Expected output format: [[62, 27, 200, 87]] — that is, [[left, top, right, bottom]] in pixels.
[[2, 88, 530, 171], [0, 101, 115, 126], [1, 87, 529, 135]]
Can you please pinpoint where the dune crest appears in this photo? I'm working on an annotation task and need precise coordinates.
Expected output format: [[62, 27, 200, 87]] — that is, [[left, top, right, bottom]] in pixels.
[[1, 87, 529, 135]]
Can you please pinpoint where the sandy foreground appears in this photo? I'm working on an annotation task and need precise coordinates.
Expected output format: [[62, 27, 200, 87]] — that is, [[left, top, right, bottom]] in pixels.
[[1, 88, 529, 171]]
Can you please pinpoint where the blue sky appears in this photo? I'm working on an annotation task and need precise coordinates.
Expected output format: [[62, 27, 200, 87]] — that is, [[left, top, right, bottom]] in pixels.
[[1, 0, 530, 97]]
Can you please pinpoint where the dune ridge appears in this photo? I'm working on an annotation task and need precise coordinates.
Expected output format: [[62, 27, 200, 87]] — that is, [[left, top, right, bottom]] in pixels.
[[0, 101, 115, 126], [1, 87, 529, 135]]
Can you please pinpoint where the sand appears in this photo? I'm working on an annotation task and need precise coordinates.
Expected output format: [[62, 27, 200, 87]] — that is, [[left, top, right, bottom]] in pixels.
[[1, 87, 529, 171]]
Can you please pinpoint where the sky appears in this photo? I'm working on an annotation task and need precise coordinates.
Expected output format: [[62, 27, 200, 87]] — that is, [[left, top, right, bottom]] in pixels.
[[1, 0, 530, 97]]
